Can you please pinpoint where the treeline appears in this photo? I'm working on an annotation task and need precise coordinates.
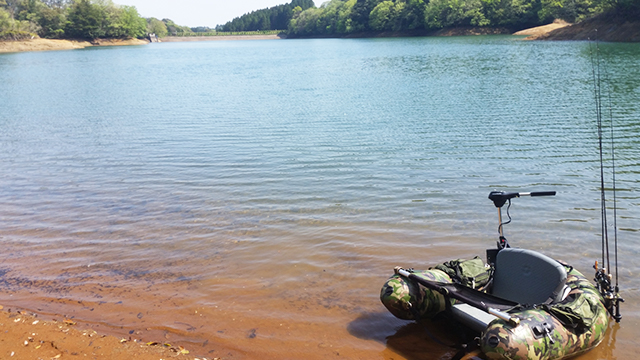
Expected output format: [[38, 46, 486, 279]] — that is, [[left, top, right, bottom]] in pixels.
[[3, 0, 637, 41], [0, 0, 200, 41], [218, 0, 315, 32], [288, 0, 640, 36], [147, 17, 194, 37], [0, 0, 149, 40]]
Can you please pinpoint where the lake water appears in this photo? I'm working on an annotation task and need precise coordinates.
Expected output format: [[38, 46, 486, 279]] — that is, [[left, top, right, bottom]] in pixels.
[[0, 36, 638, 359]]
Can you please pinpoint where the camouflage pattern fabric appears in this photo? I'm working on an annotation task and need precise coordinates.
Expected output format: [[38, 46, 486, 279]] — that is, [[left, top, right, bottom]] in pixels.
[[480, 267, 609, 360], [380, 269, 454, 320]]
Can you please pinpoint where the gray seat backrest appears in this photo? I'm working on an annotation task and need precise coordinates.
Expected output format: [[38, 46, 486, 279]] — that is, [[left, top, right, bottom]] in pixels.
[[492, 248, 567, 305]]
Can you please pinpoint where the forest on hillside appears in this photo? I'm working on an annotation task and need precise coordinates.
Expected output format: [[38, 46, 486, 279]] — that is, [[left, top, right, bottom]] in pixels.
[[0, 0, 195, 40], [286, 0, 640, 36], [2, 0, 638, 41], [218, 0, 315, 32]]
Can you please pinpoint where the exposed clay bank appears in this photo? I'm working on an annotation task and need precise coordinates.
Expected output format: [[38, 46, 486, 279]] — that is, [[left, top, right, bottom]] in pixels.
[[0, 38, 149, 54]]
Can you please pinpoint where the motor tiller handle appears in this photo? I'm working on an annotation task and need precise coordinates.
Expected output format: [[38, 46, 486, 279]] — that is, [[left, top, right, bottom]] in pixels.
[[489, 191, 556, 208]]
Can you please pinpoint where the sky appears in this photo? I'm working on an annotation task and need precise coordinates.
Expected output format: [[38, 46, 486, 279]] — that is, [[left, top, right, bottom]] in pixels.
[[120, 0, 322, 28]]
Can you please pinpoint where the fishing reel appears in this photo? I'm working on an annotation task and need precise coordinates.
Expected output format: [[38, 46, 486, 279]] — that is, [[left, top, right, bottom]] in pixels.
[[594, 261, 623, 323]]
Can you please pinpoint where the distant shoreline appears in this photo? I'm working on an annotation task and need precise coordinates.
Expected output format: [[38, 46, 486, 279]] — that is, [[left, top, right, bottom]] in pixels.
[[2, 16, 637, 55], [0, 35, 287, 54], [161, 34, 285, 42]]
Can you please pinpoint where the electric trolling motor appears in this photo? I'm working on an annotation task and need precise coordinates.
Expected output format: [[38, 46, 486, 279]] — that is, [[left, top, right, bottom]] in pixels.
[[487, 190, 556, 248], [486, 190, 623, 322]]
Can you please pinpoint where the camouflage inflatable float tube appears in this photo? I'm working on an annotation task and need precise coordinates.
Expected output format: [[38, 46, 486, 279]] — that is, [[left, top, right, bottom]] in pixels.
[[380, 258, 608, 360]]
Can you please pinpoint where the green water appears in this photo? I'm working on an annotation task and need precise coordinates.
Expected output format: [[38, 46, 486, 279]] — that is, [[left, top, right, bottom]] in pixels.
[[0, 36, 638, 359]]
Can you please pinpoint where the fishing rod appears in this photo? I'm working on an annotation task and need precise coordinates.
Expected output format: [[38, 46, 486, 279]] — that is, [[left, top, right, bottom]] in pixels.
[[589, 32, 623, 322]]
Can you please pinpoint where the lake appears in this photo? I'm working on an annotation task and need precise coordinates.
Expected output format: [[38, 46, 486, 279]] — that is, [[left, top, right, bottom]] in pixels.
[[0, 36, 638, 359]]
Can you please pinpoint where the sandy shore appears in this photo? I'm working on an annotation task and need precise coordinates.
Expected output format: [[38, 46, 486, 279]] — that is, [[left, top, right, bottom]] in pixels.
[[525, 13, 640, 41], [0, 36, 283, 54], [0, 307, 203, 360], [514, 19, 571, 37], [0, 38, 149, 54]]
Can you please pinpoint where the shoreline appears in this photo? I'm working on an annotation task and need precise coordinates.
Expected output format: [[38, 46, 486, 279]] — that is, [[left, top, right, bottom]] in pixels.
[[513, 19, 571, 38], [0, 38, 149, 54], [529, 12, 640, 41], [0, 35, 285, 54], [2, 16, 637, 55], [161, 34, 284, 42]]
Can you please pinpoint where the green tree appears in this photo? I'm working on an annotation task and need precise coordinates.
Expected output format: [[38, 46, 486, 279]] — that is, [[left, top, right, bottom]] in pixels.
[[480, 0, 535, 27], [349, 0, 385, 30], [147, 17, 167, 37], [398, 0, 425, 29], [105, 5, 145, 38], [220, 0, 314, 32], [425, 0, 489, 28], [335, 0, 358, 33], [0, 6, 40, 39], [39, 5, 65, 37], [288, 6, 322, 35], [369, 1, 396, 30], [2, 0, 20, 18], [162, 18, 193, 35], [65, 0, 106, 39], [15, 0, 67, 38], [538, 0, 603, 23]]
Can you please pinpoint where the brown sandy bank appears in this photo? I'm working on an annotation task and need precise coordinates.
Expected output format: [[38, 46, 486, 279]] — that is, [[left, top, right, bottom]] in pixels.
[[0, 38, 149, 54], [0, 308, 204, 360], [527, 12, 640, 41], [514, 19, 571, 37]]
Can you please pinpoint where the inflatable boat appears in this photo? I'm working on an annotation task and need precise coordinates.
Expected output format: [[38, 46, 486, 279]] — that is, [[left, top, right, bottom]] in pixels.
[[380, 191, 621, 360]]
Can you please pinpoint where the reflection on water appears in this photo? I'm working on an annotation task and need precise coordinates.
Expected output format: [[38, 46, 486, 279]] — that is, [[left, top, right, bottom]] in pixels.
[[0, 37, 639, 359]]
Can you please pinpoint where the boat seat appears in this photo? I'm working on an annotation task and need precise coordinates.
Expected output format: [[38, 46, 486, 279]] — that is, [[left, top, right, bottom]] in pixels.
[[492, 248, 567, 305], [450, 248, 567, 332]]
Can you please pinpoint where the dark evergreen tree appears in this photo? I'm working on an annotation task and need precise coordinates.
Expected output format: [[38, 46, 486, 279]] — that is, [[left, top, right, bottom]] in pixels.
[[220, 0, 315, 31], [65, 0, 106, 39]]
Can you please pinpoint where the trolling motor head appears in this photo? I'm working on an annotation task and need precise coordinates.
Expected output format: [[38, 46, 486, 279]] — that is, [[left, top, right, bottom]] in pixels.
[[489, 191, 557, 208], [486, 191, 556, 263]]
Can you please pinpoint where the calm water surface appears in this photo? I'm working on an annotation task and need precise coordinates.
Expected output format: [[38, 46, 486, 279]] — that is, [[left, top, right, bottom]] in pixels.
[[0, 37, 639, 359]]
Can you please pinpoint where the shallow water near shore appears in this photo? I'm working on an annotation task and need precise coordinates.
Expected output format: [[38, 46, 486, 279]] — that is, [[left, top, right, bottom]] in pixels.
[[0, 37, 639, 359]]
